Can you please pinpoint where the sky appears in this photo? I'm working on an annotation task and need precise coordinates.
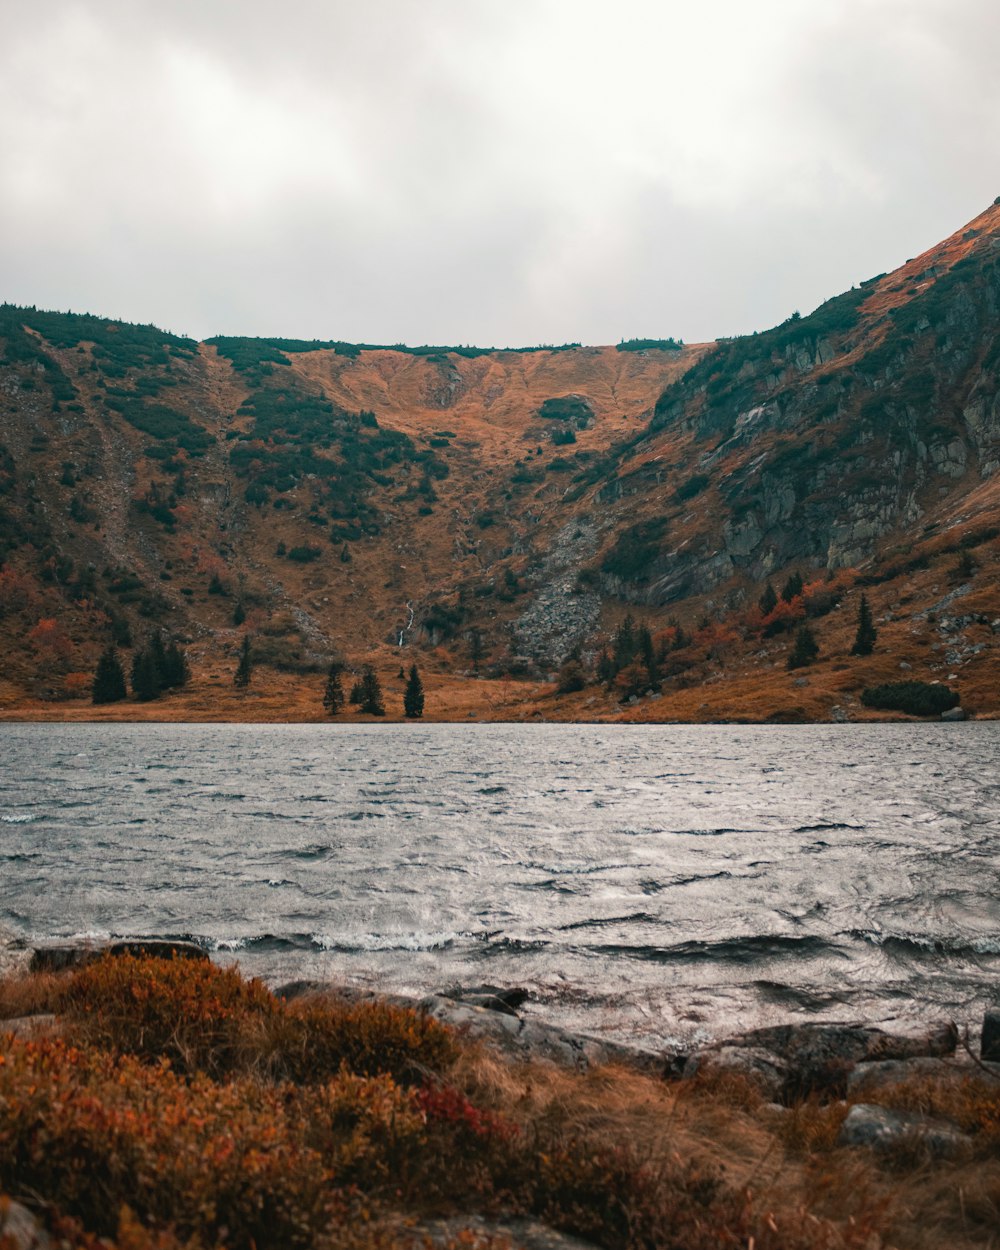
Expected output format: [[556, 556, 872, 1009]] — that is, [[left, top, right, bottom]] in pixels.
[[2, 0, 999, 347]]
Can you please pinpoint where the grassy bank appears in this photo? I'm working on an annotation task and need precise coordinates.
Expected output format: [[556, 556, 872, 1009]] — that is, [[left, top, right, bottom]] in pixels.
[[1, 956, 999, 1248]]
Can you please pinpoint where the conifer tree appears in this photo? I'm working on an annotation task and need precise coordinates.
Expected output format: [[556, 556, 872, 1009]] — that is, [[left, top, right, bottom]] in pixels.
[[358, 663, 385, 716], [232, 601, 246, 626], [638, 624, 659, 689], [323, 661, 345, 716], [851, 594, 877, 657], [131, 647, 160, 701], [612, 614, 637, 670], [148, 631, 169, 690], [234, 635, 253, 688], [92, 645, 127, 704], [596, 648, 615, 685], [162, 640, 189, 689], [781, 571, 805, 603], [787, 622, 819, 670], [759, 582, 778, 615], [403, 663, 425, 718]]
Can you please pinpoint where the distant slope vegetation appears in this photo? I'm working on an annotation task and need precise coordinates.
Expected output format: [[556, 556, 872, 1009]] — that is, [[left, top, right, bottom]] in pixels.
[[3, 202, 1000, 720]]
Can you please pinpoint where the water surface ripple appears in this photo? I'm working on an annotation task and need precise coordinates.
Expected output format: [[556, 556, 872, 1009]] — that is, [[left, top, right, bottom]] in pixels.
[[2, 722, 998, 1047]]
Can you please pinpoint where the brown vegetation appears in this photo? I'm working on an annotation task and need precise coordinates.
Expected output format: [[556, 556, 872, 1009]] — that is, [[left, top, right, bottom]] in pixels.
[[1, 957, 1000, 1248]]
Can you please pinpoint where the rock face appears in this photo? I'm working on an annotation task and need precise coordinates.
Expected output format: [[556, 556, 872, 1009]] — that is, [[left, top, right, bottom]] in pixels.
[[837, 1104, 971, 1158], [29, 938, 209, 973]]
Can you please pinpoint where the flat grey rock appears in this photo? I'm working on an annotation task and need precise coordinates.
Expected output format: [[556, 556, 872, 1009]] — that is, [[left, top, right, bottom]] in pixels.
[[0, 1014, 58, 1040], [0, 1200, 50, 1250], [838, 1103, 970, 1157], [412, 1215, 598, 1250]]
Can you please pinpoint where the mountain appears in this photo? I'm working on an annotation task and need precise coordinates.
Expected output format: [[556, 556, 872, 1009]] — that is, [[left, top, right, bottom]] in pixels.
[[3, 203, 1000, 722]]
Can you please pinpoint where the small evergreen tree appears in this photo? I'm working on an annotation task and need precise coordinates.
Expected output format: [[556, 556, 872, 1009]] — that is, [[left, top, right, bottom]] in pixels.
[[612, 614, 637, 670], [638, 624, 659, 689], [92, 646, 127, 704], [232, 601, 246, 626], [162, 641, 189, 689], [349, 677, 365, 704], [234, 635, 253, 688], [322, 662, 345, 716], [787, 623, 819, 670], [148, 631, 169, 689], [131, 647, 160, 701], [596, 648, 615, 685], [358, 663, 385, 716], [758, 582, 778, 615], [851, 594, 877, 657], [403, 663, 425, 718], [781, 571, 805, 603]]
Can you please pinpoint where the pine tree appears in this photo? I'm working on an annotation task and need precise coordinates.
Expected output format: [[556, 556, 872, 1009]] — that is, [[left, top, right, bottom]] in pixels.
[[781, 571, 805, 603], [92, 646, 127, 704], [596, 648, 615, 685], [638, 624, 659, 689], [851, 594, 877, 657], [758, 582, 778, 615], [613, 614, 637, 670], [162, 641, 189, 689], [349, 677, 365, 704], [322, 662, 345, 716], [403, 663, 425, 718], [148, 631, 169, 689], [359, 663, 385, 716], [131, 647, 160, 701], [787, 623, 819, 670], [232, 601, 246, 626], [234, 635, 253, 688]]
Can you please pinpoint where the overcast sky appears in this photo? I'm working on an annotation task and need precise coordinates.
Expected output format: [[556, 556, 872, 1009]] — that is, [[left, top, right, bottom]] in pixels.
[[2, 0, 998, 347]]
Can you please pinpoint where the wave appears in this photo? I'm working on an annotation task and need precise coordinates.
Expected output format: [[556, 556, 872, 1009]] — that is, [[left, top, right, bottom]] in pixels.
[[0, 813, 41, 824], [585, 933, 836, 964], [286, 844, 335, 860], [849, 929, 1000, 958], [794, 822, 864, 833], [556, 911, 660, 933]]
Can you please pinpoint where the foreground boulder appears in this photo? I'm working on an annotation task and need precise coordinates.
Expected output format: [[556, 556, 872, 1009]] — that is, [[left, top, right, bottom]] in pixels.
[[0, 1200, 50, 1250], [837, 1104, 971, 1158], [30, 938, 209, 973], [981, 1007, 1000, 1061], [682, 1045, 790, 1100]]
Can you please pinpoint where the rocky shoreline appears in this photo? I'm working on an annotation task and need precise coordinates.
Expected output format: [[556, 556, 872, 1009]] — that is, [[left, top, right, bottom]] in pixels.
[[5, 935, 1000, 1249], [10, 937, 1000, 1158]]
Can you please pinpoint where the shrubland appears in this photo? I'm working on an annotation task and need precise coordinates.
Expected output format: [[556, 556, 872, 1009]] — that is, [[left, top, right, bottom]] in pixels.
[[1, 956, 1000, 1248]]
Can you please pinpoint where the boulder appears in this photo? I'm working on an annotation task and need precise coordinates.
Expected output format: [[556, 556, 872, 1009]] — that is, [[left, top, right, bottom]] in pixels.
[[0, 1014, 58, 1041], [981, 1007, 1000, 1061], [0, 1199, 50, 1250], [837, 1103, 970, 1158], [734, 1020, 956, 1066], [29, 938, 209, 973], [683, 1046, 790, 1100], [941, 706, 967, 721]]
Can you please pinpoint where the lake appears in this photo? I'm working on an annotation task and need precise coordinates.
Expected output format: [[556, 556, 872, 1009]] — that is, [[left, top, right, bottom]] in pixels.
[[2, 722, 998, 1047]]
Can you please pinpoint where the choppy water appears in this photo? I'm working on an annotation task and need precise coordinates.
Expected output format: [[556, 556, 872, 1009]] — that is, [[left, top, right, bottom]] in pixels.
[[2, 722, 999, 1047]]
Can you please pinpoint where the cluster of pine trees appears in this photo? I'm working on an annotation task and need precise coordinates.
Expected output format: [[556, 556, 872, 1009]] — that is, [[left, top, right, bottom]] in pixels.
[[92, 633, 188, 704], [322, 661, 424, 718]]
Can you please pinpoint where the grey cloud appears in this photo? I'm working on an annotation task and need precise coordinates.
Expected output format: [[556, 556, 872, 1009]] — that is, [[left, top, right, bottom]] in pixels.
[[1, 0, 997, 345]]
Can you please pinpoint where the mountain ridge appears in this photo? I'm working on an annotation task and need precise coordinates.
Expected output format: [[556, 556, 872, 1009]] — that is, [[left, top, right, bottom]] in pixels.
[[3, 203, 1000, 721]]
